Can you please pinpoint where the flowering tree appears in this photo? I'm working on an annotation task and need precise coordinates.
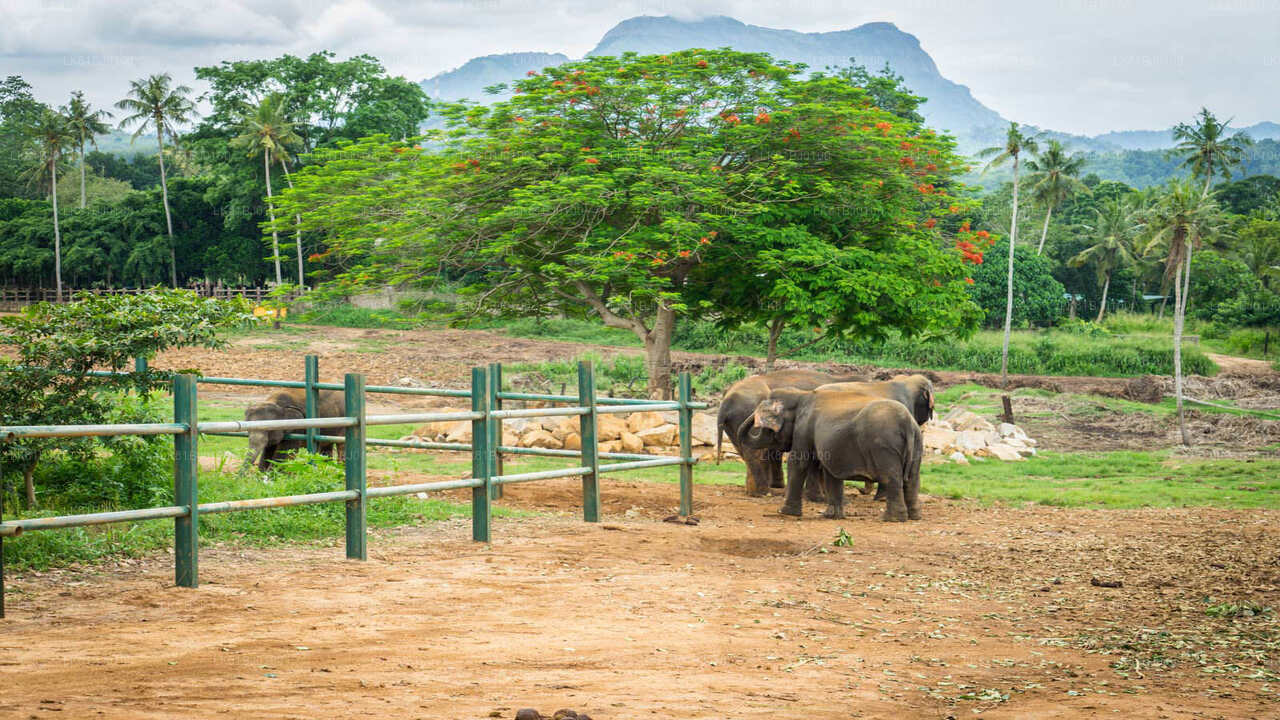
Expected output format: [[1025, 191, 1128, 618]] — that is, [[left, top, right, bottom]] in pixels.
[[277, 50, 981, 396]]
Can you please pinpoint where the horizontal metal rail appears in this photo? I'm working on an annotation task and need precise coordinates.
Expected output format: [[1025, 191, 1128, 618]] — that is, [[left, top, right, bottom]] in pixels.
[[203, 431, 660, 463], [0, 524, 22, 538], [492, 466, 592, 485], [496, 391, 707, 409], [365, 411, 483, 426], [489, 406, 589, 420], [0, 422, 187, 440], [197, 417, 356, 433], [198, 490, 359, 515], [595, 403, 680, 414], [366, 478, 484, 497], [597, 457, 686, 474], [2, 505, 188, 532]]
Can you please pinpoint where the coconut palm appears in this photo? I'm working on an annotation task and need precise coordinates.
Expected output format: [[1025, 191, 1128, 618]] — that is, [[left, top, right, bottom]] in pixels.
[[1069, 198, 1137, 322], [24, 108, 76, 301], [1141, 181, 1225, 446], [1172, 108, 1252, 196], [977, 122, 1044, 387], [231, 94, 304, 286], [115, 73, 197, 287], [64, 91, 113, 209], [1025, 140, 1089, 255]]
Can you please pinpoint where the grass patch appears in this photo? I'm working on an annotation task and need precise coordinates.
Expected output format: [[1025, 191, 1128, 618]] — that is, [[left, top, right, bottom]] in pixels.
[[923, 450, 1280, 509]]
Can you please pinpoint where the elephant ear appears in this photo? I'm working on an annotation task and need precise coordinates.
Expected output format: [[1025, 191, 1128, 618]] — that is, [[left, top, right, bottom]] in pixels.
[[279, 403, 305, 420], [752, 399, 785, 432]]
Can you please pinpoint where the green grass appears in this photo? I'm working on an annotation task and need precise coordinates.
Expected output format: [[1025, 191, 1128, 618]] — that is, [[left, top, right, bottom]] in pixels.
[[483, 316, 1219, 378], [291, 303, 432, 329], [924, 450, 1280, 509]]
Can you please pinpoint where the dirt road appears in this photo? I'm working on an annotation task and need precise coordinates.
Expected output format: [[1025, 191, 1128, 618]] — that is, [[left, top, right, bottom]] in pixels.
[[3, 480, 1276, 719]]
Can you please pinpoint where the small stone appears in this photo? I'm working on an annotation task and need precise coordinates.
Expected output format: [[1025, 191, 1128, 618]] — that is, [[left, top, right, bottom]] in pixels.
[[552, 710, 578, 720], [947, 451, 968, 464], [515, 709, 541, 720]]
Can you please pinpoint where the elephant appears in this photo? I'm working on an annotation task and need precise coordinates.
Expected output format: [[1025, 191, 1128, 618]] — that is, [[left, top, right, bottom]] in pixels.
[[716, 369, 865, 496], [738, 388, 923, 522], [815, 374, 934, 497], [244, 388, 346, 471]]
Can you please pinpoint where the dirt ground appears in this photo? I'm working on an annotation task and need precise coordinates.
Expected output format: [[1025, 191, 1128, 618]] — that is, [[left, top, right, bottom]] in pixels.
[[4, 324, 1279, 718], [4, 479, 1278, 719]]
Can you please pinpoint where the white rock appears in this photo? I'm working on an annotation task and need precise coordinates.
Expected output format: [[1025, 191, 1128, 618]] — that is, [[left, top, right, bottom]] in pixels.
[[636, 424, 678, 446], [954, 430, 989, 453], [690, 412, 719, 446], [978, 443, 1025, 461], [998, 422, 1018, 438], [948, 451, 969, 464]]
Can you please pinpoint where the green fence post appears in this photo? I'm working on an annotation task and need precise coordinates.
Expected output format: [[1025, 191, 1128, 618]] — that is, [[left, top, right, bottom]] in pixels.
[[134, 356, 149, 395], [305, 355, 319, 453], [578, 361, 600, 522], [173, 373, 199, 588], [487, 362, 504, 501], [343, 373, 367, 561], [470, 368, 491, 542], [677, 371, 694, 518]]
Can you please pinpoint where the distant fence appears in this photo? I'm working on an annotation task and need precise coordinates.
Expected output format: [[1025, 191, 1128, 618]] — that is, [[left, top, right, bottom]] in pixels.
[[0, 286, 288, 310], [0, 356, 705, 617]]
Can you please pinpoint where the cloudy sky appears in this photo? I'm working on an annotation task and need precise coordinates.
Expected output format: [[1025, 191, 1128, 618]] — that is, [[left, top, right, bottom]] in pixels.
[[4, 0, 1278, 135]]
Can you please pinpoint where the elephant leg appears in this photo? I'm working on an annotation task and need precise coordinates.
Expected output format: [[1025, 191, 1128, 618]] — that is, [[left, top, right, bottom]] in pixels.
[[742, 447, 772, 497], [258, 445, 277, 471], [820, 469, 845, 519], [880, 472, 908, 523], [872, 481, 887, 501], [780, 453, 812, 516], [857, 480, 875, 495], [906, 448, 923, 521], [804, 466, 826, 503], [768, 451, 785, 489]]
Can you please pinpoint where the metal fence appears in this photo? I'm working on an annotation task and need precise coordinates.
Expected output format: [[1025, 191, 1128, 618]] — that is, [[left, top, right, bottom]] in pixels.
[[0, 357, 706, 615]]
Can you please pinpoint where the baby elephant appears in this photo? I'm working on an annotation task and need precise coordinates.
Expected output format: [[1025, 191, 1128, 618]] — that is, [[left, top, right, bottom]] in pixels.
[[244, 389, 346, 471], [739, 389, 923, 522]]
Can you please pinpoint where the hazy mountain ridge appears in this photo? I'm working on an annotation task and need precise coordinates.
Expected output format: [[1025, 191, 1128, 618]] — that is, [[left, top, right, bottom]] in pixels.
[[421, 51, 570, 102]]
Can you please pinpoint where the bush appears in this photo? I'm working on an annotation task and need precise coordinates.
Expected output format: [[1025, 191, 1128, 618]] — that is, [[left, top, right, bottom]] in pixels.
[[967, 240, 1067, 328], [293, 302, 426, 329]]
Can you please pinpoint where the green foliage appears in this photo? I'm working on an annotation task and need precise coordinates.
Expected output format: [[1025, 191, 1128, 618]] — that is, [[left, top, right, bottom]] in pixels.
[[967, 239, 1067, 328], [293, 302, 427, 329], [277, 49, 981, 395], [832, 527, 854, 547], [691, 362, 751, 398], [0, 290, 252, 505], [505, 354, 648, 396]]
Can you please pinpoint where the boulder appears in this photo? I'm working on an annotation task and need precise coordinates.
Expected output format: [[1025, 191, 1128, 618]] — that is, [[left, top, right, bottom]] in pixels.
[[998, 422, 1018, 438], [977, 443, 1024, 461], [501, 429, 520, 448], [443, 421, 472, 443], [519, 428, 562, 449], [562, 432, 582, 451], [619, 431, 645, 454], [948, 451, 969, 464], [627, 411, 666, 433], [597, 414, 628, 441], [953, 429, 989, 453], [690, 412, 719, 446], [636, 424, 678, 447], [921, 427, 958, 451], [413, 411, 468, 439], [599, 439, 623, 454], [550, 418, 578, 442], [929, 419, 955, 432]]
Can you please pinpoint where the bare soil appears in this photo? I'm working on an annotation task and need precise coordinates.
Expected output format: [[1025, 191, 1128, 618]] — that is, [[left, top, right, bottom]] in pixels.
[[4, 480, 1278, 719]]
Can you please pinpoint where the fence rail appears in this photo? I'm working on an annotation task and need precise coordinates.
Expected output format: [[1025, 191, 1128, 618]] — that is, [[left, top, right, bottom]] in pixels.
[[0, 356, 706, 617]]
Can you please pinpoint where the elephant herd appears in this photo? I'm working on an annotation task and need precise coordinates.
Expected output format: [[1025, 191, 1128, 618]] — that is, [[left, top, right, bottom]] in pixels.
[[716, 370, 934, 522], [240, 369, 934, 523]]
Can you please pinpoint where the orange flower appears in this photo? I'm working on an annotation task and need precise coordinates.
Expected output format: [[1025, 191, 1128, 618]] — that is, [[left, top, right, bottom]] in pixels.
[[709, 231, 718, 237], [696, 59, 708, 68], [513, 116, 525, 123], [580, 147, 591, 151], [584, 157, 599, 164], [923, 218, 937, 229], [960, 221, 971, 232], [651, 258, 664, 265], [699, 237, 711, 245], [526, 70, 539, 77], [965, 277, 974, 285], [949, 204, 960, 214], [307, 253, 325, 261], [976, 230, 990, 239], [551, 80, 564, 87], [678, 250, 692, 258], [722, 114, 741, 125], [674, 108, 687, 118], [900, 141, 912, 150], [925, 163, 938, 172], [754, 111, 771, 124]]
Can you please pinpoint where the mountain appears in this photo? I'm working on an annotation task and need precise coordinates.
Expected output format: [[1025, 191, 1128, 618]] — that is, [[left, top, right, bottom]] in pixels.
[[419, 15, 1005, 142], [1092, 121, 1280, 152], [421, 51, 570, 102]]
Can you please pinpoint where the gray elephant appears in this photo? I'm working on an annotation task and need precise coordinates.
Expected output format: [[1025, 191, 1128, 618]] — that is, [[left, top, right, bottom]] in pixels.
[[244, 389, 346, 471], [815, 374, 934, 497], [716, 369, 864, 496], [738, 388, 923, 522]]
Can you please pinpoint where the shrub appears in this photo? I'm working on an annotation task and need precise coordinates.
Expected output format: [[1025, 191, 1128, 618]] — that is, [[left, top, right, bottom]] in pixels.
[[967, 239, 1067, 328]]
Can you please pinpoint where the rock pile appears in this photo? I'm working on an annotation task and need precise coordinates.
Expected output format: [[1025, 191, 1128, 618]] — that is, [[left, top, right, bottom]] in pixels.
[[406, 407, 723, 457], [922, 408, 1037, 463]]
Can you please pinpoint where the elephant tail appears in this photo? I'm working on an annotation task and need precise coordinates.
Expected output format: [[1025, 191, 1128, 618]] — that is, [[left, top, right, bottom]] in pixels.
[[714, 405, 727, 464]]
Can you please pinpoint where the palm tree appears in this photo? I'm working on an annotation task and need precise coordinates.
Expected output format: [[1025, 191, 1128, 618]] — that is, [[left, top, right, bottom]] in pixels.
[[115, 73, 196, 287], [25, 108, 76, 301], [231, 94, 304, 286], [64, 91, 113, 210], [1141, 181, 1224, 446], [1025, 140, 1089, 255], [1172, 107, 1252, 196], [977, 122, 1044, 387], [1069, 198, 1137, 322]]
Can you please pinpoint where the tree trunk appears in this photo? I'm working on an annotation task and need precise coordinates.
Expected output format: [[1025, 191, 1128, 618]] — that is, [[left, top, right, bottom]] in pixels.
[[265, 152, 282, 285], [155, 126, 177, 287], [279, 158, 305, 290], [764, 316, 785, 372], [79, 131, 87, 210], [1158, 292, 1167, 319], [1036, 204, 1053, 255], [51, 155, 64, 303], [1096, 273, 1110, 322], [643, 303, 676, 399], [23, 458, 37, 508], [1000, 154, 1020, 387], [1173, 240, 1191, 447]]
